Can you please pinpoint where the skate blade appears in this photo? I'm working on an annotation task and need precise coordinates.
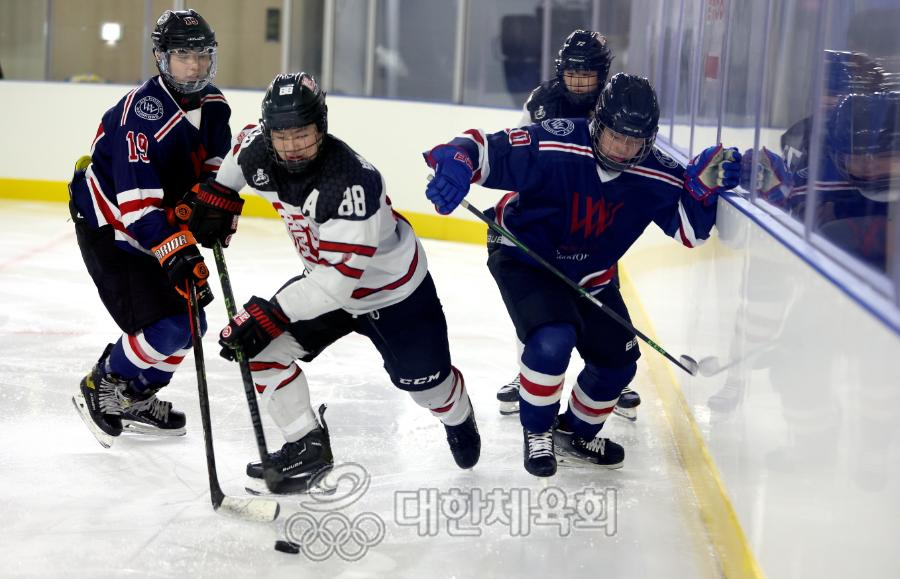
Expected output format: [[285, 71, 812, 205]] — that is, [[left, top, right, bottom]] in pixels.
[[71, 394, 115, 449], [557, 454, 625, 470], [244, 475, 337, 497], [498, 401, 519, 415], [613, 406, 638, 421], [121, 421, 186, 437]]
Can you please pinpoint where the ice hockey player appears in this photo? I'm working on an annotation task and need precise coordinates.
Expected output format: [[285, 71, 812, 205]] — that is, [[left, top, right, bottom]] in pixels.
[[498, 29, 641, 421], [69, 9, 238, 448], [212, 72, 480, 488], [424, 73, 740, 477]]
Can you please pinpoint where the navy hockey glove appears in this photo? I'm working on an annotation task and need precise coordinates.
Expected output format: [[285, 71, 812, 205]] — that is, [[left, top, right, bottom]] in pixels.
[[219, 296, 291, 361], [424, 145, 473, 215], [174, 181, 245, 248], [684, 145, 742, 205], [152, 230, 213, 306]]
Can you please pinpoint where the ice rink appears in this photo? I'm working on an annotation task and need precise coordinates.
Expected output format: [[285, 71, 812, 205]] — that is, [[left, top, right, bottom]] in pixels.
[[0, 199, 719, 577]]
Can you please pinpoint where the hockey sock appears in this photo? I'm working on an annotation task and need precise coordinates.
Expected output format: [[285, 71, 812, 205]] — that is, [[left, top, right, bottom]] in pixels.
[[563, 363, 636, 438], [107, 313, 200, 391], [518, 323, 576, 433], [408, 366, 471, 426]]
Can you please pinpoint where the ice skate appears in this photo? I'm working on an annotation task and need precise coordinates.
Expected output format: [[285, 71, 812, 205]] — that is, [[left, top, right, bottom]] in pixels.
[[444, 409, 481, 469], [553, 417, 624, 469], [119, 384, 187, 436], [612, 385, 641, 421], [71, 345, 126, 449], [523, 428, 557, 477], [247, 404, 333, 481], [496, 375, 520, 415]]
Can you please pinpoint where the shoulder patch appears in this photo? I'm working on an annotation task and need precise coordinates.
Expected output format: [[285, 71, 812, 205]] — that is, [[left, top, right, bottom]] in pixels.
[[541, 118, 575, 137], [507, 128, 532, 147], [251, 167, 271, 187], [653, 147, 679, 168], [134, 96, 164, 121], [533, 105, 546, 120]]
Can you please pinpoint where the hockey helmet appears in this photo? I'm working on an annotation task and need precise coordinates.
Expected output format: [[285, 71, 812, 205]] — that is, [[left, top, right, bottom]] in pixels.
[[152, 9, 217, 94], [260, 72, 328, 173], [555, 30, 613, 106], [827, 92, 900, 200], [590, 73, 659, 171]]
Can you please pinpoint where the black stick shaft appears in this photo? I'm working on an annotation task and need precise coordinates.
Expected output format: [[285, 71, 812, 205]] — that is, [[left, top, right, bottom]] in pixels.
[[460, 199, 697, 376], [213, 243, 284, 490], [188, 281, 225, 508]]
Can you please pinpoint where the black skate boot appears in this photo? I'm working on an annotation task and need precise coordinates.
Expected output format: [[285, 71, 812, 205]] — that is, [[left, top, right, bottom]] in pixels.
[[497, 375, 520, 415], [247, 404, 334, 480], [612, 386, 641, 421], [119, 383, 187, 436], [553, 416, 624, 469], [523, 428, 557, 477], [72, 344, 126, 448], [444, 409, 481, 469]]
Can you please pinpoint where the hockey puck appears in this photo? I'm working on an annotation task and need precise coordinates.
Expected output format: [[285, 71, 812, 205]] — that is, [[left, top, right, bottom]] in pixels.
[[274, 540, 300, 554]]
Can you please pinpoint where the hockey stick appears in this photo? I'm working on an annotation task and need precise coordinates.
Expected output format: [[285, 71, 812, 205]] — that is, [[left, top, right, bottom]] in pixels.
[[212, 242, 285, 492], [459, 199, 700, 376], [187, 280, 280, 522]]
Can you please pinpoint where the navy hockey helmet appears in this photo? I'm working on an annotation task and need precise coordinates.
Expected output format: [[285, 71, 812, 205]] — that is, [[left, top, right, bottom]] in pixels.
[[827, 92, 900, 200], [590, 73, 660, 171], [823, 50, 884, 103], [260, 72, 328, 173], [555, 30, 613, 106], [152, 9, 218, 94]]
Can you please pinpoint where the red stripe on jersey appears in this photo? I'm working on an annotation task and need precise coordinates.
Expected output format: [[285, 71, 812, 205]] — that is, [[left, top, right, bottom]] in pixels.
[[351, 244, 420, 299], [627, 166, 683, 188], [519, 374, 563, 398], [91, 123, 105, 151], [120, 89, 137, 126], [88, 176, 132, 240], [127, 334, 156, 365], [164, 354, 184, 365], [495, 191, 517, 228], [154, 111, 184, 141], [201, 94, 227, 105], [334, 262, 365, 279], [581, 265, 617, 289], [678, 224, 694, 248], [464, 129, 485, 146], [318, 240, 377, 257], [570, 393, 614, 418], [119, 196, 163, 216], [249, 361, 292, 372], [538, 142, 593, 155]]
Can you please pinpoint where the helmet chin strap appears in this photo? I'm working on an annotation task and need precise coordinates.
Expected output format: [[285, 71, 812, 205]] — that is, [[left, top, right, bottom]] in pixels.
[[158, 73, 203, 111]]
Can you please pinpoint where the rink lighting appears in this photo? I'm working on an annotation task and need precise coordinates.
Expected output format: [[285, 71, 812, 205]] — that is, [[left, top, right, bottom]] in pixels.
[[101, 22, 122, 46]]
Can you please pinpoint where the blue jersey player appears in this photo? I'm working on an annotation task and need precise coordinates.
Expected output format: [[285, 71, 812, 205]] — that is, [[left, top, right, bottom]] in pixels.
[[424, 73, 740, 477], [70, 10, 242, 448]]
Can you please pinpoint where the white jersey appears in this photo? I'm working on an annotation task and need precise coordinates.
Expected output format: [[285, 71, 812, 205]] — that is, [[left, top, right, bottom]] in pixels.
[[215, 126, 427, 321]]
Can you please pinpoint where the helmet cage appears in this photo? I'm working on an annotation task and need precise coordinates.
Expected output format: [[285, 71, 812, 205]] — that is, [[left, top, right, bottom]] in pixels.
[[590, 118, 656, 172], [156, 46, 217, 94], [260, 73, 328, 174]]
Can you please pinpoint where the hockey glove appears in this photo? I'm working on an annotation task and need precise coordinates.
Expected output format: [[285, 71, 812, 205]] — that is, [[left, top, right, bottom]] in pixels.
[[754, 147, 793, 206], [219, 296, 291, 361], [424, 145, 474, 215], [151, 230, 213, 307], [684, 145, 742, 205], [174, 181, 245, 248]]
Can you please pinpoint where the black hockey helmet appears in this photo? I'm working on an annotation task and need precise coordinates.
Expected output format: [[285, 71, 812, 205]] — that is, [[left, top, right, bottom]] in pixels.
[[827, 92, 900, 200], [555, 30, 613, 106], [590, 73, 660, 171], [260, 72, 328, 173], [152, 9, 218, 94]]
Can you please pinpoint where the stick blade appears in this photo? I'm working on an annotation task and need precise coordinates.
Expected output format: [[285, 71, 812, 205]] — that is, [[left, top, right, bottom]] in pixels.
[[216, 496, 280, 522], [678, 355, 700, 376]]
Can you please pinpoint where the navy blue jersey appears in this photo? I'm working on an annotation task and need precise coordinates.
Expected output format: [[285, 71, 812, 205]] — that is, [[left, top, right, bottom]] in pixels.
[[445, 119, 716, 292], [71, 76, 231, 255]]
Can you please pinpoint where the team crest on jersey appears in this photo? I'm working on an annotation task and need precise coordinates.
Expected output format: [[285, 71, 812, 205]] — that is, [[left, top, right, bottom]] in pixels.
[[252, 168, 270, 187], [541, 118, 574, 136], [134, 96, 164, 121], [534, 105, 546, 120], [653, 148, 679, 168]]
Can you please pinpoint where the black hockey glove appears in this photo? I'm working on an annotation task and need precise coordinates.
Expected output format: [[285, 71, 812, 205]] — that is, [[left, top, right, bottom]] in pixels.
[[174, 180, 245, 248], [219, 296, 291, 361], [151, 230, 213, 307]]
